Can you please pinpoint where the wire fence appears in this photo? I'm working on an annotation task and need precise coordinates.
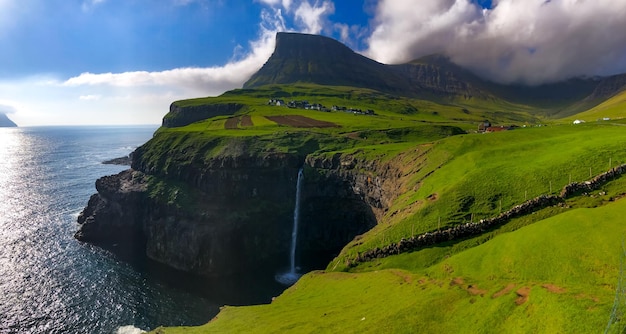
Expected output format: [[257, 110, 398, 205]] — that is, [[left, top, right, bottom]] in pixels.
[[605, 239, 626, 334]]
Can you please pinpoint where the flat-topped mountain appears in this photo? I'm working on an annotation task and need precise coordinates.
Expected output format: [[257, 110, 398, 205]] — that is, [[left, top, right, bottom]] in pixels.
[[244, 32, 412, 95], [0, 113, 17, 127]]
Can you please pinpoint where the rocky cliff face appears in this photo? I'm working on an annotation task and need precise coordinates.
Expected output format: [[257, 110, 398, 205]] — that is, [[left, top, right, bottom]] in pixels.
[[75, 136, 404, 277], [75, 170, 148, 246], [586, 74, 626, 100], [163, 103, 244, 128]]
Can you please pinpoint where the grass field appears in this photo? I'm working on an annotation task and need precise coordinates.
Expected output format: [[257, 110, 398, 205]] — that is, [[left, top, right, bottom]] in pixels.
[[327, 123, 626, 269], [145, 83, 626, 333], [153, 198, 626, 333]]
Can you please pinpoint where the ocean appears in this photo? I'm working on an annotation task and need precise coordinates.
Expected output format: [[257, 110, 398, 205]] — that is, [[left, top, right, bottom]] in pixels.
[[0, 126, 284, 334]]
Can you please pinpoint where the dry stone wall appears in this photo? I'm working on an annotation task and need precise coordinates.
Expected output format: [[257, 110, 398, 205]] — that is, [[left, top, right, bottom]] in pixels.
[[348, 163, 626, 266]]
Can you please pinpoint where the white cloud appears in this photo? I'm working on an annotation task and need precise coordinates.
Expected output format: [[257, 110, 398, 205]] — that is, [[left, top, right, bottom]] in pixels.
[[367, 0, 481, 64], [293, 1, 334, 34], [334, 22, 369, 50], [0, 77, 175, 126], [366, 0, 626, 84], [257, 0, 335, 34], [335, 23, 349, 42], [257, 0, 293, 10], [63, 5, 286, 97], [0, 103, 17, 115], [81, 0, 106, 12], [64, 68, 245, 96], [257, 0, 280, 5], [79, 94, 102, 101]]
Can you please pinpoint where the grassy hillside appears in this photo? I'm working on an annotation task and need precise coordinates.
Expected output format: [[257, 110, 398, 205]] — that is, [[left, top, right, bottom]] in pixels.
[[153, 197, 626, 333], [172, 83, 541, 130], [327, 123, 626, 270], [562, 90, 626, 123], [145, 83, 626, 333]]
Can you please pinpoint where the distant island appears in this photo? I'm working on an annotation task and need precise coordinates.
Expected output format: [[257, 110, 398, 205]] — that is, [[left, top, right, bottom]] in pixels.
[[0, 113, 17, 127]]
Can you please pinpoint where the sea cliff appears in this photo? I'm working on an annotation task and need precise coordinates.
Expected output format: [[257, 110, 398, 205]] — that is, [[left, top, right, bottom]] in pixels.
[[75, 131, 405, 277]]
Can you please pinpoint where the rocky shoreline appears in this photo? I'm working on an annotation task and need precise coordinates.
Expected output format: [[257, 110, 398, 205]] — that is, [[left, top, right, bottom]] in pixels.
[[102, 155, 132, 166]]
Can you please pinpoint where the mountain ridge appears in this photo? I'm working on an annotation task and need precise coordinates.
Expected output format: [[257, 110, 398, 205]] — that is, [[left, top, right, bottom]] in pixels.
[[245, 32, 626, 117], [0, 113, 17, 127]]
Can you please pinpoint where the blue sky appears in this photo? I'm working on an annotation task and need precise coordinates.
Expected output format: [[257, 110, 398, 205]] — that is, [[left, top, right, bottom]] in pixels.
[[1, 0, 625, 126], [3, 1, 266, 77]]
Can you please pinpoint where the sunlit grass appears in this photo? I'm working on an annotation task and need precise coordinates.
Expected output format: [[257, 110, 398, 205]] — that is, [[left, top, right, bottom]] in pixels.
[[561, 90, 626, 122], [333, 124, 626, 263], [146, 83, 626, 333]]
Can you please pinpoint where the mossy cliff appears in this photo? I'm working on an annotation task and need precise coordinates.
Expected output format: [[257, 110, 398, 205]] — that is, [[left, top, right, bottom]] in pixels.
[[74, 129, 410, 277], [163, 102, 244, 128]]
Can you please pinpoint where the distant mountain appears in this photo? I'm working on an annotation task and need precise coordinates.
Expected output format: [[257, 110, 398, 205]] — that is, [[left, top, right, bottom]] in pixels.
[[245, 32, 626, 117], [390, 54, 496, 100], [0, 113, 17, 127], [244, 32, 413, 96], [244, 32, 492, 99]]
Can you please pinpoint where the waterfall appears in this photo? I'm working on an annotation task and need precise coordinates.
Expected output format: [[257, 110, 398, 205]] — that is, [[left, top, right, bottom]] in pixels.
[[289, 168, 304, 274], [276, 168, 304, 285]]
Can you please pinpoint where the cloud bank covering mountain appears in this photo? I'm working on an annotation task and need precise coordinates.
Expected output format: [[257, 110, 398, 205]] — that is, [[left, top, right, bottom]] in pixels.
[[1, 0, 625, 125], [367, 0, 626, 85]]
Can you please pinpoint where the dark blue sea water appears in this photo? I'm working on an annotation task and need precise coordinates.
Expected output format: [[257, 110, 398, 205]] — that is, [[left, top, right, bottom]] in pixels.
[[0, 126, 285, 334]]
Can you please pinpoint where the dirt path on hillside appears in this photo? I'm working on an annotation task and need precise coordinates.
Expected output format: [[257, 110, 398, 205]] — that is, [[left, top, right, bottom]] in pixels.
[[515, 286, 531, 305], [492, 283, 517, 298]]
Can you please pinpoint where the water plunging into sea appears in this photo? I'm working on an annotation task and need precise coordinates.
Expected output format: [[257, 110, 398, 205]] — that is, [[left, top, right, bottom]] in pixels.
[[0, 126, 286, 333]]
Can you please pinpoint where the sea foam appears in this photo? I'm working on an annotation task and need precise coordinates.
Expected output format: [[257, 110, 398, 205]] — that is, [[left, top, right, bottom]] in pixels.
[[115, 325, 146, 334]]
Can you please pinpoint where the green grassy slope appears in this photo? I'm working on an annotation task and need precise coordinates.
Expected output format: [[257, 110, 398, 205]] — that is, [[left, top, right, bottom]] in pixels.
[[153, 198, 626, 333], [562, 90, 626, 122], [172, 83, 541, 129], [145, 83, 626, 333], [330, 124, 626, 269]]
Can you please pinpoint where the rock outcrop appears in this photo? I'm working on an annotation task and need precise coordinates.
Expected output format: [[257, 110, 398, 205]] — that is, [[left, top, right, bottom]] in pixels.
[[163, 103, 244, 128], [585, 73, 626, 101], [75, 170, 148, 246]]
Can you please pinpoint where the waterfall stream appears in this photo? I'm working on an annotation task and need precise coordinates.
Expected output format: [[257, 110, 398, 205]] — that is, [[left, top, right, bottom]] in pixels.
[[276, 168, 304, 285], [290, 168, 304, 274]]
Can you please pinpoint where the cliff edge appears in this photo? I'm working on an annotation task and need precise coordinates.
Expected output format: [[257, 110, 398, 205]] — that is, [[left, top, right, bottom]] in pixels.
[[75, 130, 403, 277]]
